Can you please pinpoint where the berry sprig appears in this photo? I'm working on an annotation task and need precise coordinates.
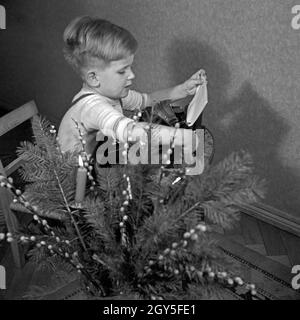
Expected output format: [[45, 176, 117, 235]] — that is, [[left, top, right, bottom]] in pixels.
[[162, 122, 180, 166], [0, 231, 73, 254], [122, 111, 146, 164], [72, 118, 87, 154], [132, 111, 143, 123], [2, 230, 104, 295], [72, 118, 96, 192], [189, 266, 259, 300], [122, 173, 133, 200], [137, 220, 259, 300], [49, 124, 63, 155], [140, 222, 208, 278], [0, 175, 60, 233], [118, 173, 134, 247], [81, 153, 96, 192], [0, 208, 106, 295], [49, 124, 56, 135], [0, 175, 80, 252], [158, 122, 181, 184]]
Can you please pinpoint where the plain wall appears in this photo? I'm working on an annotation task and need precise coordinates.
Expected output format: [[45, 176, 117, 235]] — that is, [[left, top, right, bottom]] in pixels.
[[0, 0, 300, 217]]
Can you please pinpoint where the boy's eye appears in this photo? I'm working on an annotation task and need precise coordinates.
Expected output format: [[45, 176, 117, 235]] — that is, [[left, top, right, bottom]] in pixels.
[[118, 70, 126, 75]]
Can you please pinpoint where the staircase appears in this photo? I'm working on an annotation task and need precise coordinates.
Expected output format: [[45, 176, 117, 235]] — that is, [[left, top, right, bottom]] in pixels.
[[216, 203, 300, 300]]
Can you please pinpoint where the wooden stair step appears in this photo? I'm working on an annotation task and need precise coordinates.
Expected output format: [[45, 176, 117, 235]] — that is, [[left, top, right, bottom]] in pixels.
[[226, 234, 246, 245], [214, 233, 300, 300], [224, 219, 242, 236], [241, 214, 263, 245], [280, 231, 300, 266], [267, 255, 291, 268], [245, 244, 267, 256], [258, 221, 287, 256]]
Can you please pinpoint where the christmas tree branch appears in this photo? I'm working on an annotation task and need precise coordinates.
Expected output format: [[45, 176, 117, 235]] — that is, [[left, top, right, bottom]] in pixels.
[[174, 201, 202, 224], [53, 168, 88, 252]]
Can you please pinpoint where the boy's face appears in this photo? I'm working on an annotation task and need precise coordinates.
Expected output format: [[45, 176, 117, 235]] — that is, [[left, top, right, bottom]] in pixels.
[[94, 54, 135, 100]]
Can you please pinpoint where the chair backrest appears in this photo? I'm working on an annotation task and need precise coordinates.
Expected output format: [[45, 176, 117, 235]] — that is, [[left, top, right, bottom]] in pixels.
[[0, 100, 38, 268], [0, 100, 38, 176]]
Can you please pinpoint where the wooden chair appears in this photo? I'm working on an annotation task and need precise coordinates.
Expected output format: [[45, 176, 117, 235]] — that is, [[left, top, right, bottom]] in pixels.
[[0, 100, 39, 268]]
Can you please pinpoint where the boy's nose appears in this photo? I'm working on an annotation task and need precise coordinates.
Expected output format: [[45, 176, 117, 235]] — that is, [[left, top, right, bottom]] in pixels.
[[128, 69, 135, 80]]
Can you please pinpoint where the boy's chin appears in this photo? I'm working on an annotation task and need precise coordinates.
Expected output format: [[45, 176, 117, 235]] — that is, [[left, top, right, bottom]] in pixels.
[[120, 88, 130, 98]]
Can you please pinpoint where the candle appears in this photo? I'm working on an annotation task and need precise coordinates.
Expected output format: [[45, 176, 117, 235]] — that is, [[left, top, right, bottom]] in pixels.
[[75, 155, 87, 205]]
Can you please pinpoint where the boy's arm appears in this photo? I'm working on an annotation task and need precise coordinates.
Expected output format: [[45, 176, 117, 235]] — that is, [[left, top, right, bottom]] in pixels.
[[128, 121, 198, 149], [146, 69, 206, 107]]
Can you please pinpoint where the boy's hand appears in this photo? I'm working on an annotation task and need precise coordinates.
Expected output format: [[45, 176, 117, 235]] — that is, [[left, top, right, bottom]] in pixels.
[[128, 122, 149, 145], [181, 69, 207, 96]]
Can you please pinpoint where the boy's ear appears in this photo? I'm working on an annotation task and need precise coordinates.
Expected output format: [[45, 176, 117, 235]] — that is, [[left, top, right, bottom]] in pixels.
[[85, 70, 101, 88]]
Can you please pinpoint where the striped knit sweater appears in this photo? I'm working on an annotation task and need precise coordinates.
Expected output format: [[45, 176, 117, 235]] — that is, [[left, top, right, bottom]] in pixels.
[[58, 87, 148, 155]]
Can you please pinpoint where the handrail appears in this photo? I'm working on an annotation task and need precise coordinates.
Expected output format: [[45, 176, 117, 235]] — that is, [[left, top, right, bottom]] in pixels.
[[238, 202, 300, 237]]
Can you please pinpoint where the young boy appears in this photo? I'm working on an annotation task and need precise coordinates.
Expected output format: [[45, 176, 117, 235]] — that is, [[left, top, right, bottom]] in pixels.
[[58, 16, 206, 164]]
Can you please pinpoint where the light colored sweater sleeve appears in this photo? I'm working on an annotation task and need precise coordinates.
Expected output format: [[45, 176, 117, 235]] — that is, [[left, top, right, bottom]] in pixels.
[[81, 96, 134, 143], [122, 90, 149, 110]]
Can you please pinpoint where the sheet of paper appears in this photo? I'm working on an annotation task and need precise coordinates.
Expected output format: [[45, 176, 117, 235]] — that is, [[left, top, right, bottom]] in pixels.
[[186, 81, 208, 127]]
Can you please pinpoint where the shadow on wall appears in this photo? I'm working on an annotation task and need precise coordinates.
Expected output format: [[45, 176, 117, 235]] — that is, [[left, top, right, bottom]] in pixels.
[[167, 38, 300, 217]]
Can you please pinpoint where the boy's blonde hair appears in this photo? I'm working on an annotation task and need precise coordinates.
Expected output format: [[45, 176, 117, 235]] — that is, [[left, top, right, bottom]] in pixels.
[[63, 16, 138, 75]]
